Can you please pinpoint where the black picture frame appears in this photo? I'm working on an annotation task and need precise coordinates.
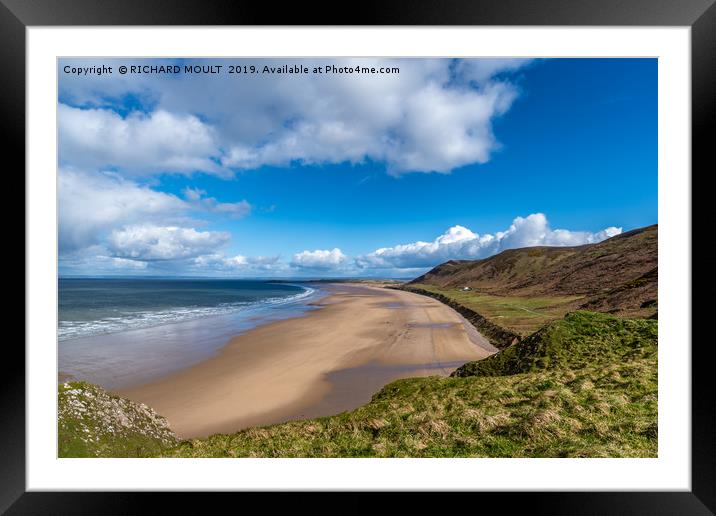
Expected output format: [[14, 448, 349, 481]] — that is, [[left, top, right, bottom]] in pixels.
[[3, 0, 713, 512]]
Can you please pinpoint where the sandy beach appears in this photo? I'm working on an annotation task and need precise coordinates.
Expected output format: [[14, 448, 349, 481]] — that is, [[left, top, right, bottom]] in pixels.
[[119, 284, 497, 438]]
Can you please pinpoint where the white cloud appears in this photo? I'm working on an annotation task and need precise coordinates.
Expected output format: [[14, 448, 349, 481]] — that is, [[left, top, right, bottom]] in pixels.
[[59, 169, 254, 267], [107, 225, 230, 261], [219, 61, 525, 174], [59, 58, 532, 176], [59, 249, 152, 276], [356, 213, 622, 269], [61, 248, 287, 276], [59, 168, 188, 254], [291, 248, 347, 270], [192, 253, 285, 272], [182, 187, 251, 219], [110, 257, 149, 269], [58, 104, 224, 176]]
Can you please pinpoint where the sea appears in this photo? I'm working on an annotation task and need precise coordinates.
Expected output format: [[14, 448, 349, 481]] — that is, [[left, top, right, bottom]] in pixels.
[[58, 278, 320, 390]]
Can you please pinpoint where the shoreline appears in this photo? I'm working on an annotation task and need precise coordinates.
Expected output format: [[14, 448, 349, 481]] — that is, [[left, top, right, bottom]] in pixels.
[[118, 283, 497, 438], [58, 284, 323, 390], [58, 280, 318, 343]]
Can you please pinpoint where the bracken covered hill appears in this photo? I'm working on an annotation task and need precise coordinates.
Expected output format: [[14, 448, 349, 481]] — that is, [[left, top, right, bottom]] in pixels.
[[410, 224, 657, 317]]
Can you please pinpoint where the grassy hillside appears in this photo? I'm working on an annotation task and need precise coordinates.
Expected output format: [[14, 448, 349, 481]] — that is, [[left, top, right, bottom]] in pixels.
[[410, 225, 657, 319], [405, 283, 580, 336], [59, 312, 657, 458], [452, 311, 657, 376]]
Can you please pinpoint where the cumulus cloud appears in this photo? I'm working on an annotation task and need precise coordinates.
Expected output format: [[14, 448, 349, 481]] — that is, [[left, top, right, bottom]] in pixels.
[[59, 169, 250, 258], [356, 214, 622, 269], [222, 79, 518, 174], [291, 248, 347, 270], [59, 58, 533, 176], [58, 104, 224, 176], [217, 59, 527, 174], [106, 225, 230, 261], [59, 168, 188, 254]]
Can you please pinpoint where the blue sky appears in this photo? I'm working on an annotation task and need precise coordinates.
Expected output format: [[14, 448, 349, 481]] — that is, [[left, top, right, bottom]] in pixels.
[[58, 58, 656, 277]]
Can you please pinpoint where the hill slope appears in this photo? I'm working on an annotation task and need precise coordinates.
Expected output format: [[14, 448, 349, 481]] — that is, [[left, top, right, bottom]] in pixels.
[[452, 311, 657, 377], [410, 225, 657, 318]]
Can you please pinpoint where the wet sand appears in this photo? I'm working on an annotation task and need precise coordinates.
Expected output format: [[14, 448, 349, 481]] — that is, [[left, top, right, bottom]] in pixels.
[[119, 284, 497, 438]]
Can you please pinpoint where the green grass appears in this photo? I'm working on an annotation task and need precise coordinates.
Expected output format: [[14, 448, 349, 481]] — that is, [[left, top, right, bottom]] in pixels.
[[453, 311, 657, 376], [409, 283, 582, 335], [59, 311, 657, 458]]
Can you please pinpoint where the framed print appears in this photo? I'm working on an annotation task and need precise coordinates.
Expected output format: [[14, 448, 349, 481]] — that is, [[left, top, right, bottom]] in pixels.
[[4, 0, 714, 512]]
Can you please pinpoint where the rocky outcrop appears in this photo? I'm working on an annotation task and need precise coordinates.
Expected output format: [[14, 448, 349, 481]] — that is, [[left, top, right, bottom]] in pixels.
[[58, 381, 177, 457]]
